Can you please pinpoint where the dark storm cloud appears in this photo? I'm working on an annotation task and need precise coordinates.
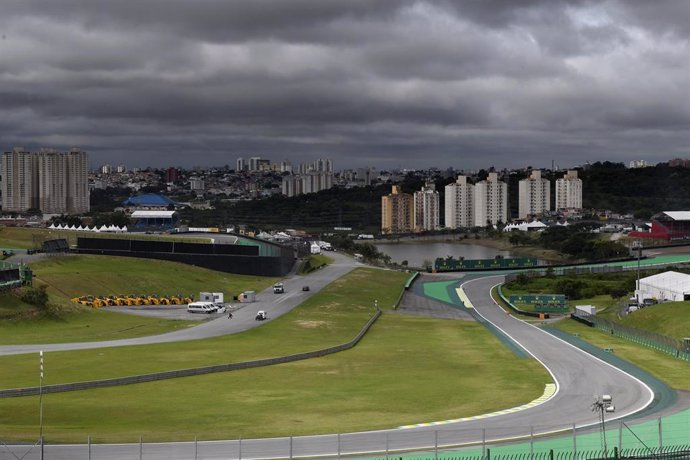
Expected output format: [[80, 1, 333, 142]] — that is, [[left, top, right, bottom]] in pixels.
[[0, 0, 687, 169]]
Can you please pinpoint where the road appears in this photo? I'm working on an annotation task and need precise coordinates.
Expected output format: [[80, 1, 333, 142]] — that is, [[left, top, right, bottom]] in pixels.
[[0, 252, 359, 357], [2, 272, 661, 459]]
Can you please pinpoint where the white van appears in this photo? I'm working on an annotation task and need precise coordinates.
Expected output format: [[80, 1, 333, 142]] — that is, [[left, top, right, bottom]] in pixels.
[[187, 302, 216, 314]]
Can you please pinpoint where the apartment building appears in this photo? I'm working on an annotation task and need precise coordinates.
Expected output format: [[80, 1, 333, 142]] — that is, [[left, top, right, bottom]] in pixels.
[[475, 172, 508, 226], [555, 170, 582, 210], [518, 170, 551, 219], [381, 185, 414, 234], [413, 182, 440, 232], [444, 175, 474, 229], [1, 147, 89, 214]]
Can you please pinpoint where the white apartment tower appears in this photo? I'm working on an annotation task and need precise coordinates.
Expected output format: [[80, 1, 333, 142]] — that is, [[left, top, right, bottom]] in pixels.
[[518, 170, 551, 219], [444, 175, 474, 229], [555, 170, 582, 209], [475, 172, 508, 226], [1, 147, 89, 214], [413, 182, 440, 232]]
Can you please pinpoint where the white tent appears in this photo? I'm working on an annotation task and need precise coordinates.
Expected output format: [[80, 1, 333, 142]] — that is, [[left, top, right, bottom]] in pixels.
[[636, 271, 690, 303]]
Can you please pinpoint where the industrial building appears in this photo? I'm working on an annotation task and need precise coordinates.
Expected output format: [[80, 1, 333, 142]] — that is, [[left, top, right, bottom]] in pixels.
[[635, 271, 690, 303]]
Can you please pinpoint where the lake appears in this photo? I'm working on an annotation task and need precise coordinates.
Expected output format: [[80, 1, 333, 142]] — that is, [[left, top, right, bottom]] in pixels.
[[374, 242, 514, 268]]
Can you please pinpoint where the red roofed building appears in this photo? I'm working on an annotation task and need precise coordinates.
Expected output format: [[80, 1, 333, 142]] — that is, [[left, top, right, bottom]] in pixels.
[[629, 212, 690, 241]]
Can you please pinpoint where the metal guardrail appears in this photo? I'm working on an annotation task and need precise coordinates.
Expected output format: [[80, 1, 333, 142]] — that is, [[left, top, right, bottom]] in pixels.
[[394, 271, 420, 310], [0, 309, 382, 398]]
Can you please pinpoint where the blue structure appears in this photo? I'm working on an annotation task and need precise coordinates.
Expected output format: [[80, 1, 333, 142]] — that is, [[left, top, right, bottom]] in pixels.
[[122, 193, 177, 208], [130, 210, 178, 231]]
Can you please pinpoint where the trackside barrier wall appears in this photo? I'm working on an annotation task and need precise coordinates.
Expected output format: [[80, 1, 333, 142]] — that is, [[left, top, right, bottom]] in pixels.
[[573, 311, 690, 362], [0, 309, 381, 398], [394, 271, 420, 309], [76, 237, 294, 276]]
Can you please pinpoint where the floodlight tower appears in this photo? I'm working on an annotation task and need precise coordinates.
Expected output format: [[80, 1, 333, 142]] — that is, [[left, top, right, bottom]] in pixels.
[[632, 240, 643, 297]]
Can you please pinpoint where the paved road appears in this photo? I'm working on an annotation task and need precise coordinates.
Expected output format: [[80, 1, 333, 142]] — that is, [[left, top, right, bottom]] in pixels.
[[0, 252, 359, 356], [2, 273, 661, 459]]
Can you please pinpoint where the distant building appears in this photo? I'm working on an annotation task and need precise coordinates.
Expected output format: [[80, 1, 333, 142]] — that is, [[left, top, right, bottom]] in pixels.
[[414, 182, 440, 232], [629, 160, 649, 169], [518, 170, 551, 219], [555, 170, 582, 210], [474, 172, 508, 226], [166, 167, 179, 184], [668, 158, 690, 168], [444, 175, 474, 229], [116, 164, 127, 173], [236, 157, 246, 171], [190, 178, 205, 191], [281, 172, 333, 197], [101, 164, 113, 174], [381, 185, 414, 234], [629, 211, 690, 241], [1, 147, 89, 214], [122, 193, 177, 211]]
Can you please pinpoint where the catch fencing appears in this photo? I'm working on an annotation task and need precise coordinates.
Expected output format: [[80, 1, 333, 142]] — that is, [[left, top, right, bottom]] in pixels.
[[572, 312, 690, 362], [2, 416, 688, 460]]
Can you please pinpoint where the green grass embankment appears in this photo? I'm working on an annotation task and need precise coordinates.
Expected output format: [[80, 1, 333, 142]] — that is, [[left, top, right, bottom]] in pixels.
[[553, 319, 690, 391], [297, 254, 333, 275], [0, 267, 549, 442], [0, 255, 276, 345], [0, 268, 407, 388], [30, 255, 276, 299]]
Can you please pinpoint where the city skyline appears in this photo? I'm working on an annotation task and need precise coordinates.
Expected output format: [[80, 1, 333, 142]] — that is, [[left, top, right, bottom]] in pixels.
[[0, 1, 687, 169]]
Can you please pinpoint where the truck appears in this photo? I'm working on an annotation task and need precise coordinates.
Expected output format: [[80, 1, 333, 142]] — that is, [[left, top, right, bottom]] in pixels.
[[273, 283, 284, 294]]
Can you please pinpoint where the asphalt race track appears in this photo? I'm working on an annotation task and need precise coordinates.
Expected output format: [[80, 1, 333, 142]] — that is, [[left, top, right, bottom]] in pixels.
[[1, 266, 668, 459]]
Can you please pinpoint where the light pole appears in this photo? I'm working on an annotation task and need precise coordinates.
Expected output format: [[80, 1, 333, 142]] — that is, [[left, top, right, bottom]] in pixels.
[[592, 394, 614, 456], [39, 350, 44, 460], [632, 240, 642, 301]]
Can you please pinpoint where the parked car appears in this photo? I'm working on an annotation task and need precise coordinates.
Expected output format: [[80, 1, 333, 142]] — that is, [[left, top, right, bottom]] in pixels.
[[213, 303, 227, 313], [255, 310, 267, 321]]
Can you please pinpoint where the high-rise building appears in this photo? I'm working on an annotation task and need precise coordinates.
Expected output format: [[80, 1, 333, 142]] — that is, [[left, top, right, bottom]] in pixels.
[[414, 182, 440, 232], [166, 167, 179, 184], [65, 149, 90, 214], [116, 164, 126, 173], [236, 157, 246, 171], [518, 170, 551, 219], [555, 170, 583, 210], [444, 175, 474, 229], [101, 164, 113, 174], [1, 147, 89, 214], [475, 172, 508, 226], [1, 148, 35, 212], [629, 160, 649, 169], [381, 185, 414, 234]]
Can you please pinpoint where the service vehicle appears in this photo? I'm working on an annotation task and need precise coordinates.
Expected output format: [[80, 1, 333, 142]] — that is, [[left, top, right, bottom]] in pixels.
[[187, 302, 216, 314], [302, 285, 310, 291], [255, 310, 268, 321], [273, 283, 284, 294]]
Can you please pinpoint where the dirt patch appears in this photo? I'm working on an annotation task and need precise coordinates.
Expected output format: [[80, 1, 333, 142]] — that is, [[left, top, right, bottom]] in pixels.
[[294, 320, 329, 328]]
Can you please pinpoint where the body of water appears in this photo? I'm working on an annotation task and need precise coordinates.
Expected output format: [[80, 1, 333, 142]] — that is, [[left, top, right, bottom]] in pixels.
[[374, 242, 514, 268]]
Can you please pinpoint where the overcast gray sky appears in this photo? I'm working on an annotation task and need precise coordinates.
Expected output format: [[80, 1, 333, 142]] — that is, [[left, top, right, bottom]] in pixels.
[[1, 0, 688, 170]]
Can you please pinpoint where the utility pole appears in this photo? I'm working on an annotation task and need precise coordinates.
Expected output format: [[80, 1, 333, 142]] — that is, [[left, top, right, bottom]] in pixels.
[[592, 395, 614, 456], [39, 350, 44, 460], [632, 240, 643, 296]]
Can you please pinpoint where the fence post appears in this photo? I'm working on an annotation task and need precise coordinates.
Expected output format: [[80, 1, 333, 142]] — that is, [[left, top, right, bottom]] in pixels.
[[619, 421, 623, 453], [290, 435, 293, 459], [482, 428, 486, 460], [550, 449, 554, 460], [385, 432, 389, 460], [239, 436, 242, 460], [530, 426, 534, 460], [658, 418, 663, 448], [195, 435, 198, 460], [487, 448, 491, 460], [337, 433, 340, 460], [139, 436, 143, 460], [434, 430, 438, 460], [88, 435, 91, 460], [573, 424, 577, 460]]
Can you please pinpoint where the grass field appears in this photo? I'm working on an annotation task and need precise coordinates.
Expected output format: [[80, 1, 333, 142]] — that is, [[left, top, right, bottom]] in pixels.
[[0, 268, 409, 388], [30, 255, 276, 299], [0, 254, 276, 344], [552, 319, 690, 391], [297, 253, 333, 274], [0, 305, 198, 345], [616, 301, 690, 340], [0, 311, 549, 442]]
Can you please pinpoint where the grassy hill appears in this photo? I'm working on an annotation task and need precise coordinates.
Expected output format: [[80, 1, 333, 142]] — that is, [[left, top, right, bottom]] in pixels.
[[618, 302, 690, 341]]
